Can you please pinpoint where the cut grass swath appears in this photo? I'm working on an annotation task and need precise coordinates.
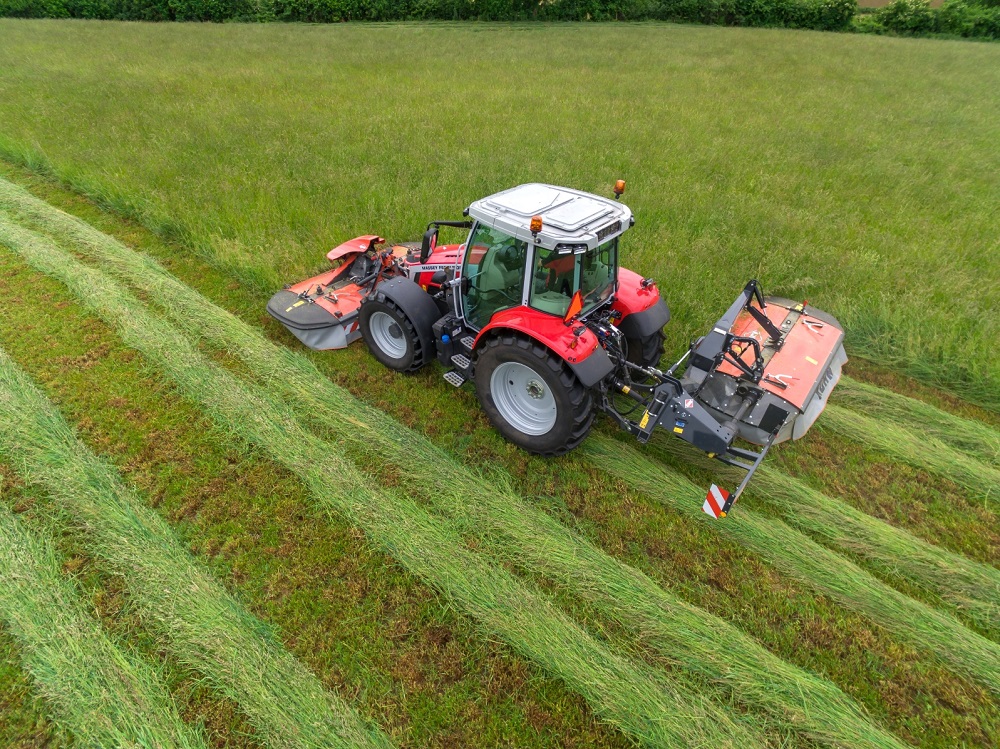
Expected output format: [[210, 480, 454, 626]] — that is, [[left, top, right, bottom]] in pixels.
[[586, 436, 1000, 698], [0, 214, 763, 749], [836, 377, 1000, 468], [0, 346, 397, 749], [821, 404, 1000, 505], [0, 179, 915, 749], [0, 500, 207, 749], [649, 435, 1000, 641], [0, 317, 395, 746]]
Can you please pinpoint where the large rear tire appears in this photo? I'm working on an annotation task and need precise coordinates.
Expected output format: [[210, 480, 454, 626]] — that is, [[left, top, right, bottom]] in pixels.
[[359, 296, 428, 373], [626, 330, 666, 369], [475, 333, 594, 456]]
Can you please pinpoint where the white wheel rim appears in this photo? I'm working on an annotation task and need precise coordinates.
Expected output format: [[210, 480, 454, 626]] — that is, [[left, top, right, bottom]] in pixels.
[[490, 361, 557, 436], [369, 311, 407, 359]]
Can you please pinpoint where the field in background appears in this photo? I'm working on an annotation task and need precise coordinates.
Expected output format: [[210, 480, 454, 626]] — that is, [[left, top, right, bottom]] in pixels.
[[0, 20, 998, 408], [0, 18, 998, 749]]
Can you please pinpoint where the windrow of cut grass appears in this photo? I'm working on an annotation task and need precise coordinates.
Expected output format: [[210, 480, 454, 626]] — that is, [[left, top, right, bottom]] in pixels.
[[585, 436, 1000, 698], [649, 434, 1000, 640], [0, 500, 207, 749], [0, 176, 916, 749], [836, 377, 1000, 467], [0, 295, 397, 748], [821, 404, 1000, 505], [0, 214, 764, 749]]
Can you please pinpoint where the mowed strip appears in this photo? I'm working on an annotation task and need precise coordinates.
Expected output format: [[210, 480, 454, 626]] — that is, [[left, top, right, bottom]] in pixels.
[[0, 270, 395, 747], [650, 434, 1000, 641], [836, 377, 1000, 467], [586, 437, 1000, 699], [0, 501, 207, 749], [821, 404, 1000, 504], [0, 213, 762, 749], [0, 179, 914, 749], [0, 356, 395, 749]]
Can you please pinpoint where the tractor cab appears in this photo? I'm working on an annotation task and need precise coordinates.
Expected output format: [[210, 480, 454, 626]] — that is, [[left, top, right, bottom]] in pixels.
[[458, 183, 632, 330]]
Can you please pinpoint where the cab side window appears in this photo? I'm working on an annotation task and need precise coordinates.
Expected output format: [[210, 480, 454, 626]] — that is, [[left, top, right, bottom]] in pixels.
[[462, 225, 527, 329], [529, 247, 575, 317]]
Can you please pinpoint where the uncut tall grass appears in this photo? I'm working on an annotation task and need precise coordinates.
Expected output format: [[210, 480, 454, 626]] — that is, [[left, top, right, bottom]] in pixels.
[[822, 404, 1000, 503], [0, 179, 915, 749], [0, 501, 207, 749], [649, 434, 1000, 639], [0, 341, 395, 746], [0, 20, 998, 408], [836, 378, 1000, 466], [0, 216, 763, 749], [585, 436, 1000, 697]]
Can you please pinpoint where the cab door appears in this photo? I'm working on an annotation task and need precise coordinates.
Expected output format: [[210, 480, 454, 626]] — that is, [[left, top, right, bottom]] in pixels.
[[460, 223, 528, 330]]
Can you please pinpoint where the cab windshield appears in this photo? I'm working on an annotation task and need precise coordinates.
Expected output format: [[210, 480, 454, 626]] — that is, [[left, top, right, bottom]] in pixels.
[[529, 237, 617, 318]]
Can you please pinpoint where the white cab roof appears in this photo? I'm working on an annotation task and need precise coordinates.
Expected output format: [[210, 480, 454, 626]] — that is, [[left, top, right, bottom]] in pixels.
[[467, 183, 633, 251]]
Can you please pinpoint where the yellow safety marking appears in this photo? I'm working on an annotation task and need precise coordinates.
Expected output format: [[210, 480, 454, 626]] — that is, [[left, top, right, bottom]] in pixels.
[[673, 427, 683, 434], [621, 385, 631, 395], [639, 411, 650, 429], [805, 356, 818, 365]]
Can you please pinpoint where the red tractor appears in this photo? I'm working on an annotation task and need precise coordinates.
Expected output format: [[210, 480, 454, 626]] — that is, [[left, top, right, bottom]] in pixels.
[[268, 182, 846, 517]]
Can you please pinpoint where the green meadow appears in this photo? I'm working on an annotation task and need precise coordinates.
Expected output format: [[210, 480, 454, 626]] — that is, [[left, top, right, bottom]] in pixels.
[[0, 20, 998, 406], [0, 18, 997, 749]]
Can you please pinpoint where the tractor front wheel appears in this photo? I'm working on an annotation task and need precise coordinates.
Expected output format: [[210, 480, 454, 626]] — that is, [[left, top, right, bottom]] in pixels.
[[475, 334, 594, 456], [359, 297, 427, 373], [626, 330, 666, 369]]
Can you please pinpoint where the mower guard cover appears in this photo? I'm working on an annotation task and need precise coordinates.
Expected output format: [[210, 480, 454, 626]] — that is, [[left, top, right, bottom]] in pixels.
[[616, 280, 846, 518], [266, 236, 398, 351], [687, 287, 847, 447]]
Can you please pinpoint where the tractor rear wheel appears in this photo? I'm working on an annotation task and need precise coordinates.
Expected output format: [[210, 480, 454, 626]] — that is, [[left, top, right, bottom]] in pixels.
[[359, 296, 427, 373], [475, 333, 594, 456]]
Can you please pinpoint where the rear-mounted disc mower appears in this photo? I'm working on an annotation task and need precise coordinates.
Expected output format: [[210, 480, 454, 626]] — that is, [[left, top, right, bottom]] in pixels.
[[267, 182, 846, 518]]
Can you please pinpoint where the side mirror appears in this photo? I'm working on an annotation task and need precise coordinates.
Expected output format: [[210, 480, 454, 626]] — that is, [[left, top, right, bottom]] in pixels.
[[420, 227, 438, 264]]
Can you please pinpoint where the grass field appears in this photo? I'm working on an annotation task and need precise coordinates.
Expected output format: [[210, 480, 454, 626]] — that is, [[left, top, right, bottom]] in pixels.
[[0, 20, 998, 408], [0, 180, 915, 749], [0, 17, 998, 749], [0, 500, 206, 749]]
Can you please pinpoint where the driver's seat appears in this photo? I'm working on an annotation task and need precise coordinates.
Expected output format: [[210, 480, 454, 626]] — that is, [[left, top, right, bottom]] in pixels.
[[467, 241, 526, 328]]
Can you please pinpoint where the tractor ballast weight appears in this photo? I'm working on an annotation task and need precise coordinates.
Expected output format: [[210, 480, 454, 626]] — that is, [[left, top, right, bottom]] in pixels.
[[267, 183, 845, 517]]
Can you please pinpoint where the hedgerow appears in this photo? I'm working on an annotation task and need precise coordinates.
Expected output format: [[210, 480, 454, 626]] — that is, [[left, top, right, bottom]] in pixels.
[[856, 0, 1000, 38], [0, 0, 858, 32]]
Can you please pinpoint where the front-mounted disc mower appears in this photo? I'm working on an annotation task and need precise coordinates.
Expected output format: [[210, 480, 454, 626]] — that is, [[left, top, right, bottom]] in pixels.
[[267, 182, 846, 518]]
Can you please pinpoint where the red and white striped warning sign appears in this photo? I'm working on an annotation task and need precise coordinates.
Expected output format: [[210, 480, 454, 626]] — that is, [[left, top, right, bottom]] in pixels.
[[703, 484, 730, 519]]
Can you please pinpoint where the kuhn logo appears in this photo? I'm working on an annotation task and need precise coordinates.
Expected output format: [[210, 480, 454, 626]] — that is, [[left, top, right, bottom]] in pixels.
[[816, 366, 834, 398]]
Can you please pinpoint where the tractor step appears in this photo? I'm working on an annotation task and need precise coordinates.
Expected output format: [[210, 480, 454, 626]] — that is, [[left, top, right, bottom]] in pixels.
[[460, 336, 476, 352], [451, 353, 471, 370], [443, 370, 466, 388]]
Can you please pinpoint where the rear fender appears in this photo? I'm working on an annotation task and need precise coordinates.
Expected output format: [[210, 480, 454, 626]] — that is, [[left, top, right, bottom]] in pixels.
[[613, 268, 670, 338], [368, 277, 441, 361], [474, 306, 614, 387]]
